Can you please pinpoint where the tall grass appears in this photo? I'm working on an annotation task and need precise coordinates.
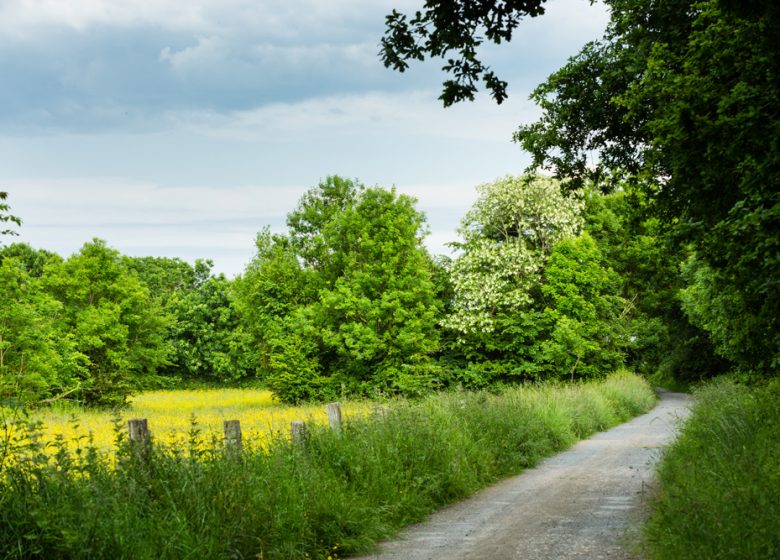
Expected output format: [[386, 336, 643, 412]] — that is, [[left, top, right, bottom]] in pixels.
[[0, 371, 655, 560], [643, 378, 780, 559]]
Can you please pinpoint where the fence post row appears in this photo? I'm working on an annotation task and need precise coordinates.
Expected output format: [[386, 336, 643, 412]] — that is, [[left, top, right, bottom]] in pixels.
[[127, 403, 356, 454]]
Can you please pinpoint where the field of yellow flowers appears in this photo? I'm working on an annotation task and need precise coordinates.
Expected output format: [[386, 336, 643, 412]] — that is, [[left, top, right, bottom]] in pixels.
[[15, 388, 372, 454]]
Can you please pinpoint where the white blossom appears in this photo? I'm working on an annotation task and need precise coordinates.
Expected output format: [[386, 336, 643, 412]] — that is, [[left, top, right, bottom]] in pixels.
[[443, 175, 583, 337]]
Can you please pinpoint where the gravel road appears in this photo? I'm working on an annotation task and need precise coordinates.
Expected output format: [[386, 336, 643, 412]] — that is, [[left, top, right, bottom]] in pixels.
[[353, 390, 690, 560]]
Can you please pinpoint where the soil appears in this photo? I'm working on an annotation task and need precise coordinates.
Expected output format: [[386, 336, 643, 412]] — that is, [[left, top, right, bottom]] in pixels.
[[352, 390, 691, 560]]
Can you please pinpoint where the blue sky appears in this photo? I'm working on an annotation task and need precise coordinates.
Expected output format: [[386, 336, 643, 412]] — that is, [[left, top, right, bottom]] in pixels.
[[2, 0, 609, 276]]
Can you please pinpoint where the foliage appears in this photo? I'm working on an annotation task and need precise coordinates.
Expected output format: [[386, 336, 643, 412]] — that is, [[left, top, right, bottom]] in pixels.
[[581, 189, 729, 383], [679, 255, 774, 377], [644, 379, 780, 559], [0, 371, 654, 559], [539, 233, 626, 379], [0, 243, 62, 278], [239, 177, 440, 402], [164, 273, 256, 383], [123, 256, 258, 383], [123, 256, 208, 304], [443, 175, 583, 337], [0, 258, 85, 405], [41, 239, 172, 406], [0, 191, 22, 241], [441, 176, 628, 383], [512, 0, 780, 377], [381, 0, 548, 106]]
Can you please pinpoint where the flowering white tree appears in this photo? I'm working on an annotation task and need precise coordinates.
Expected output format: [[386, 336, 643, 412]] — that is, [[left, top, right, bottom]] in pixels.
[[443, 175, 584, 337]]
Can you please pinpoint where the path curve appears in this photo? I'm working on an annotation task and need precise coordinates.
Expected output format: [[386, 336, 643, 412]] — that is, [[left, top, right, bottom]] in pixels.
[[353, 390, 690, 560]]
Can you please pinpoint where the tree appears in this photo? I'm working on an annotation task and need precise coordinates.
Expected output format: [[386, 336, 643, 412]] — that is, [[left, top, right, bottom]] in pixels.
[[123, 256, 207, 303], [385, 0, 780, 379], [381, 0, 548, 106], [0, 192, 22, 242], [539, 233, 627, 379], [513, 0, 780, 376], [443, 175, 583, 337], [165, 271, 256, 383], [0, 257, 85, 405], [42, 239, 172, 406], [581, 188, 728, 382], [239, 177, 440, 402], [439, 175, 633, 383], [0, 243, 62, 278]]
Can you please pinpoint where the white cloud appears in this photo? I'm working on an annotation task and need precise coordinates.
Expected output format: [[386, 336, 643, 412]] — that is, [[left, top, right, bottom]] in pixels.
[[0, 0, 421, 38], [159, 35, 226, 70], [165, 89, 540, 144], [0, 0, 610, 274]]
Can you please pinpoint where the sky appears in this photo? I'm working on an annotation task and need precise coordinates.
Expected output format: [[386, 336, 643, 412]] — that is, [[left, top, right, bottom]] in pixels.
[[1, 0, 609, 277]]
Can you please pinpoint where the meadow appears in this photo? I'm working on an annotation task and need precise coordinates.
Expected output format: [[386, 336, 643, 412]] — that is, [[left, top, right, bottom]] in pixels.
[[1, 371, 656, 560], [11, 388, 372, 455]]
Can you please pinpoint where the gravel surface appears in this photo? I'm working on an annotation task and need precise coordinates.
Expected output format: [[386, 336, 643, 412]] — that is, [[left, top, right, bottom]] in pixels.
[[352, 390, 691, 560]]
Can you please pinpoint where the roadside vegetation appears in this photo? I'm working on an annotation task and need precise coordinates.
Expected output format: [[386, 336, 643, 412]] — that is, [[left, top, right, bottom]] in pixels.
[[0, 371, 654, 560], [643, 379, 780, 559]]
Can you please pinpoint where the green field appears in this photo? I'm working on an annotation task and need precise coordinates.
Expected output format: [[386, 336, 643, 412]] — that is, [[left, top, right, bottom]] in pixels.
[[1, 371, 655, 560]]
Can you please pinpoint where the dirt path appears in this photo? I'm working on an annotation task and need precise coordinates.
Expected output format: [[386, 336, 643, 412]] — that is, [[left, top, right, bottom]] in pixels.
[[353, 390, 690, 560]]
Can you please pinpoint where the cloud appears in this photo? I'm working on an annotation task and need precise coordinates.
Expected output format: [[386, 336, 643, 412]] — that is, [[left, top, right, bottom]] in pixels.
[[0, 0, 610, 275], [0, 0, 608, 133], [164, 88, 541, 146], [159, 35, 226, 70]]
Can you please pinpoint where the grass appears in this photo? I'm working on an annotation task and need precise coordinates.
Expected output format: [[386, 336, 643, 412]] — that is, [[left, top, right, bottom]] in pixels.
[[7, 388, 372, 455], [643, 378, 780, 559], [0, 370, 656, 560]]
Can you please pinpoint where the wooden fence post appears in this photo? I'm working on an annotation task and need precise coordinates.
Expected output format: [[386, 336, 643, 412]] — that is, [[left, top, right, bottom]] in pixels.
[[223, 419, 243, 455], [291, 420, 308, 447], [326, 402, 343, 433], [128, 418, 151, 460]]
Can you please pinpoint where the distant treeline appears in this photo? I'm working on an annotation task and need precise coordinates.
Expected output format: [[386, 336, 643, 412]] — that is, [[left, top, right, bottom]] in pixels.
[[1, 174, 733, 406]]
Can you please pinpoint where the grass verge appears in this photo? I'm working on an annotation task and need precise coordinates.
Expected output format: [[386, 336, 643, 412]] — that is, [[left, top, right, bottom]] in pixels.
[[0, 370, 655, 560], [643, 378, 780, 559]]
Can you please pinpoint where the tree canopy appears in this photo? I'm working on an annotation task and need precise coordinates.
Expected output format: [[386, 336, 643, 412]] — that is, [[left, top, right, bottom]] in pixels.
[[385, 0, 780, 379], [238, 176, 440, 402]]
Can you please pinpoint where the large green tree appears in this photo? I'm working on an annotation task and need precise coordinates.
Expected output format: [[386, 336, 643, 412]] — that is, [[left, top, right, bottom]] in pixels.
[[442, 175, 627, 382], [0, 257, 85, 405], [239, 177, 440, 402], [42, 240, 172, 406], [165, 271, 255, 383]]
